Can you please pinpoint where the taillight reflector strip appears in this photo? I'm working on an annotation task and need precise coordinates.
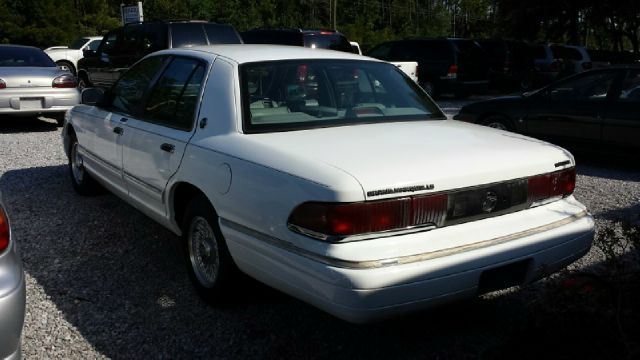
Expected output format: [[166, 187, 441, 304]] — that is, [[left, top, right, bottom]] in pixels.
[[288, 194, 448, 239], [528, 167, 576, 205]]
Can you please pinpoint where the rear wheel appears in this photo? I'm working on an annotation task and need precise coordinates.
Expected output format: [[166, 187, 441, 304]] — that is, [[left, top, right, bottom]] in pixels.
[[482, 115, 513, 132], [68, 134, 102, 195], [182, 196, 239, 305], [77, 73, 90, 90]]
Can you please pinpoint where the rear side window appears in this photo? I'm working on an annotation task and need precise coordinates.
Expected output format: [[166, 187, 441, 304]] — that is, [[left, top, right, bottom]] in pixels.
[[87, 39, 102, 51], [141, 23, 168, 53], [171, 24, 209, 48], [204, 24, 242, 44], [143, 57, 206, 130], [416, 41, 452, 60]]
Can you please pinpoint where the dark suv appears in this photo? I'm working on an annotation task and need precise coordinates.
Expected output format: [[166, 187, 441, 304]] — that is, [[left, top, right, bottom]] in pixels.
[[77, 20, 242, 89], [240, 28, 353, 53], [367, 38, 490, 97], [475, 39, 536, 90]]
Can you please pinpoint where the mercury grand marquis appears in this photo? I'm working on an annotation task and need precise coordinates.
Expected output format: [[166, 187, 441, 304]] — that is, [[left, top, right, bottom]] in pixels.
[[62, 45, 595, 323]]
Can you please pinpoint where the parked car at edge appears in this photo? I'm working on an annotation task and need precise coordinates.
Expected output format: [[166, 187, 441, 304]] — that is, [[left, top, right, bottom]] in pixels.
[[77, 20, 242, 90], [0, 45, 79, 126], [44, 36, 102, 76], [367, 38, 490, 97], [63, 45, 594, 323], [476, 39, 536, 90], [454, 66, 640, 151], [0, 191, 26, 360]]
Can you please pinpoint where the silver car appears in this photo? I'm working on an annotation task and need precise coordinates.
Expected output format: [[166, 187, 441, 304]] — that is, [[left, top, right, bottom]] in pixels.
[[0, 191, 25, 360], [0, 44, 80, 126]]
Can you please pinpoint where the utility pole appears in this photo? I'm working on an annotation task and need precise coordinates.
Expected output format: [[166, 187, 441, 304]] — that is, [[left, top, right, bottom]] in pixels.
[[333, 0, 337, 30]]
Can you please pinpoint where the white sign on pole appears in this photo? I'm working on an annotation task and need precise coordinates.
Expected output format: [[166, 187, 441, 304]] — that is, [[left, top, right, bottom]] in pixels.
[[121, 2, 144, 25]]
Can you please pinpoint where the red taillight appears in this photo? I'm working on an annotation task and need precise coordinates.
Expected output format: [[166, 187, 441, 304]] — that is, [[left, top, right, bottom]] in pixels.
[[582, 61, 592, 70], [52, 74, 77, 88], [288, 194, 448, 239], [0, 206, 9, 252], [0, 79, 6, 89], [528, 167, 576, 205], [447, 64, 458, 78]]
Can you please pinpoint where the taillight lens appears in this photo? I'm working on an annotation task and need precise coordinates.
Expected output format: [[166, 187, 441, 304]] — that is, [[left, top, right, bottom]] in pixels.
[[0, 79, 6, 89], [447, 64, 458, 79], [528, 167, 576, 205], [288, 194, 448, 240], [52, 74, 77, 88], [0, 206, 9, 253]]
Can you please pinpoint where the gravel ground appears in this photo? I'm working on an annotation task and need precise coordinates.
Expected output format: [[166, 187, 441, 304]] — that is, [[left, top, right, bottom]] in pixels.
[[1, 112, 639, 359]]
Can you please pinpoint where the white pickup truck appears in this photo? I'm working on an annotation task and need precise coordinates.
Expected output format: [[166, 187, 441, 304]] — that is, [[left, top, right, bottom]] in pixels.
[[350, 41, 418, 83]]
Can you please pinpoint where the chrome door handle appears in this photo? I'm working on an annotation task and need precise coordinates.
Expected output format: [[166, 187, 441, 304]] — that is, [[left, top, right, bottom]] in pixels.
[[113, 126, 124, 135], [160, 143, 175, 153]]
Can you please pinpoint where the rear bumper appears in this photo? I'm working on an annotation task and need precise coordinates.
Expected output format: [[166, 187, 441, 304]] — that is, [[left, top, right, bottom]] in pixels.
[[0, 87, 79, 116], [223, 199, 594, 323]]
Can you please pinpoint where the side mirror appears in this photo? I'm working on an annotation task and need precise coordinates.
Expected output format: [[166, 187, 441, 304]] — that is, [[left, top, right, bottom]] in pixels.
[[81, 88, 105, 106], [82, 49, 97, 58]]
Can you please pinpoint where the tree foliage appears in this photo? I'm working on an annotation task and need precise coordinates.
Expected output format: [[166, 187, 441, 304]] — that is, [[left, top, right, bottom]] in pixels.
[[0, 0, 638, 53]]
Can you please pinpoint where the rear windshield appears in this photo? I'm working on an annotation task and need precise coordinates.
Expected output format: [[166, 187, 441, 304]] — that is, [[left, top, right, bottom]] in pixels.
[[204, 24, 242, 44], [304, 34, 352, 52], [240, 59, 444, 133], [0, 46, 56, 67], [171, 23, 241, 48], [452, 40, 485, 58]]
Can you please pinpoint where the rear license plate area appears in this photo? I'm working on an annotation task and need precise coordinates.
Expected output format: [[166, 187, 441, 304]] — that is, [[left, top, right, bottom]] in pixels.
[[478, 259, 531, 295], [20, 98, 44, 110]]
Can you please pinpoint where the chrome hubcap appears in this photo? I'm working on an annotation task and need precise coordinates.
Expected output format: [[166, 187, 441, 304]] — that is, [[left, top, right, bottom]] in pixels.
[[488, 122, 508, 130], [71, 142, 84, 183], [188, 216, 219, 288]]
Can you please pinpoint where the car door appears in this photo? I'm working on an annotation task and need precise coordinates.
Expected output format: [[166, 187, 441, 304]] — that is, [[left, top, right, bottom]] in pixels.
[[121, 56, 207, 219], [601, 69, 640, 149], [86, 28, 122, 88], [524, 70, 620, 144], [88, 55, 168, 195]]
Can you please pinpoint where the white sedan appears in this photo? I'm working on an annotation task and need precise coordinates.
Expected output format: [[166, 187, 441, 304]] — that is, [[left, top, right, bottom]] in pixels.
[[62, 45, 594, 323]]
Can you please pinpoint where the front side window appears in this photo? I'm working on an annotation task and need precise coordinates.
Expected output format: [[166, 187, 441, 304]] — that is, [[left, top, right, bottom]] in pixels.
[[545, 71, 618, 101], [99, 29, 121, 56], [87, 39, 102, 51], [69, 38, 90, 50], [110, 56, 166, 114], [241, 59, 444, 133], [618, 70, 640, 102], [143, 57, 206, 130]]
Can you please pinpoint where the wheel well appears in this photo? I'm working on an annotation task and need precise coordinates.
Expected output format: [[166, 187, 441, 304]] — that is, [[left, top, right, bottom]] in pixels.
[[172, 183, 208, 228], [56, 60, 75, 73]]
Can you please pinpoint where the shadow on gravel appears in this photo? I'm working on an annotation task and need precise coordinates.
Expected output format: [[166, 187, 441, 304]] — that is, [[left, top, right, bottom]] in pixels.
[[0, 116, 59, 134], [1, 165, 638, 359]]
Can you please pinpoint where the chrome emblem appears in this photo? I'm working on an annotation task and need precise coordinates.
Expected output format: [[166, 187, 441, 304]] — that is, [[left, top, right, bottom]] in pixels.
[[481, 191, 499, 213]]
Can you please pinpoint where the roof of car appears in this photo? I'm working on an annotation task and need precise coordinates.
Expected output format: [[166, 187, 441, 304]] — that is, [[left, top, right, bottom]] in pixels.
[[165, 44, 375, 64]]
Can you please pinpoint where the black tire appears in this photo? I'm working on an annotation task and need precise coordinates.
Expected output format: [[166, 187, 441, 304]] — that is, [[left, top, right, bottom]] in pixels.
[[56, 60, 76, 76], [77, 73, 90, 90], [68, 134, 102, 195], [182, 196, 239, 305], [481, 115, 513, 132]]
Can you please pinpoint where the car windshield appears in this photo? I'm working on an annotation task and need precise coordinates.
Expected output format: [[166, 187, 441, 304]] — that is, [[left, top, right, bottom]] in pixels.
[[304, 34, 352, 52], [69, 37, 90, 50], [241, 59, 444, 133], [0, 46, 56, 67]]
